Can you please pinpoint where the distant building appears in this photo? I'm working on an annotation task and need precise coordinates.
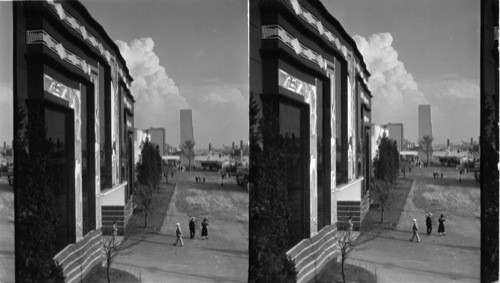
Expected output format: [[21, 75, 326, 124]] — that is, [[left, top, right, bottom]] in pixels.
[[180, 109, 194, 145], [418, 105, 433, 161], [418, 105, 432, 139], [386, 123, 404, 152], [148, 127, 166, 156]]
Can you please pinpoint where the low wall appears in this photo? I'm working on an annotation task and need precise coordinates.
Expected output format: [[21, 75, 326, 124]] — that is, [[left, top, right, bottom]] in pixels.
[[102, 196, 134, 236], [53, 228, 102, 283], [287, 223, 340, 283]]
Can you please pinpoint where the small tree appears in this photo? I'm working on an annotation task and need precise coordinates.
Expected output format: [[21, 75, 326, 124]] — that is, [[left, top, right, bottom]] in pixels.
[[102, 236, 118, 283], [372, 178, 391, 224], [101, 222, 146, 283], [337, 221, 377, 283], [180, 140, 196, 169], [419, 135, 434, 165], [136, 138, 162, 227]]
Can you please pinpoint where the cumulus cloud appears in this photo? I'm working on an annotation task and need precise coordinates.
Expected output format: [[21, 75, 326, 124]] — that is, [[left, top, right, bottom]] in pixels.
[[354, 33, 427, 142], [0, 83, 13, 145], [354, 33, 479, 143], [115, 38, 188, 138]]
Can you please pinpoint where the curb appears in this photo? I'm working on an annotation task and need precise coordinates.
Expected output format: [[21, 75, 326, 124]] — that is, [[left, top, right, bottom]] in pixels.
[[395, 178, 416, 228], [159, 182, 178, 233]]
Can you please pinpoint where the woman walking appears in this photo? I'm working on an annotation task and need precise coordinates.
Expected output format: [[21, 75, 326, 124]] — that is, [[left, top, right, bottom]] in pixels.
[[201, 218, 209, 240], [438, 214, 446, 236]]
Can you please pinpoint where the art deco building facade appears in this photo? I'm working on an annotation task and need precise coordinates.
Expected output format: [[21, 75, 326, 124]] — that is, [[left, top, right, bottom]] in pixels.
[[250, 0, 372, 281], [14, 1, 135, 281]]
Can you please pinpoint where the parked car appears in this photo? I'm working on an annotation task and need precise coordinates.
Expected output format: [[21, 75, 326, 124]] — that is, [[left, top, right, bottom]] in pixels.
[[235, 167, 249, 187], [7, 164, 13, 186]]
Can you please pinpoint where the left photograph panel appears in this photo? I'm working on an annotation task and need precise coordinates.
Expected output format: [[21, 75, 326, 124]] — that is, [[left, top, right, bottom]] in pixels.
[[10, 1, 249, 282]]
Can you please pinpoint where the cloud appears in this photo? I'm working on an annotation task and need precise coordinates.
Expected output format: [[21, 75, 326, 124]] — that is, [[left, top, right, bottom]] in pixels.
[[354, 33, 427, 142], [354, 33, 479, 144], [0, 83, 13, 145], [419, 76, 479, 143], [354, 33, 428, 139], [115, 38, 188, 137]]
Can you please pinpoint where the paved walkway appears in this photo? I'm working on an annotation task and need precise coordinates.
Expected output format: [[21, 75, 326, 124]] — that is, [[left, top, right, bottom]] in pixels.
[[0, 177, 14, 282], [112, 171, 248, 282], [349, 166, 480, 283]]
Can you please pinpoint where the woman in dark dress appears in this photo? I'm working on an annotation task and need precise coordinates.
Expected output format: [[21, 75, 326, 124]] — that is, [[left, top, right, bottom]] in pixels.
[[438, 214, 446, 236], [201, 218, 209, 240]]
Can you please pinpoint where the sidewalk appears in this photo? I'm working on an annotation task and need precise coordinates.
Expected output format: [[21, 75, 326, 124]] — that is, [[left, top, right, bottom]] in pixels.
[[349, 167, 480, 282], [112, 171, 248, 282], [0, 177, 14, 283]]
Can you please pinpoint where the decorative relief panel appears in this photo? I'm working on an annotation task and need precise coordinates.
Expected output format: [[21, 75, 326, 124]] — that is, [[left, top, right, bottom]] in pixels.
[[327, 68, 337, 224], [46, 0, 131, 89], [278, 69, 318, 235], [286, 0, 369, 86], [27, 30, 98, 78], [91, 77, 101, 229], [44, 74, 84, 241], [263, 25, 328, 70]]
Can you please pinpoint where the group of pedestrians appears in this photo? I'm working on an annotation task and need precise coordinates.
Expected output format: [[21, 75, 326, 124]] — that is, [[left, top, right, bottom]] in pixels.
[[173, 217, 210, 247], [410, 213, 446, 242], [195, 175, 205, 183]]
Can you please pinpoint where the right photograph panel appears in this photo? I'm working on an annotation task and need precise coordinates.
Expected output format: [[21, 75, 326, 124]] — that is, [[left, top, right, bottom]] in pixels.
[[249, 0, 481, 282]]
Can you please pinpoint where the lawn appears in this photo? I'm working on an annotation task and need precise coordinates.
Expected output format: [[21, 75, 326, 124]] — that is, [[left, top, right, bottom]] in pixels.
[[314, 261, 377, 283], [126, 182, 176, 232], [362, 177, 413, 230], [83, 266, 140, 283]]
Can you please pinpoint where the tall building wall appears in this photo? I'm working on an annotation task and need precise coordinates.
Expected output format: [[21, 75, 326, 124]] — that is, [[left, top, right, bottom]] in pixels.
[[180, 109, 194, 145], [250, 0, 372, 281], [418, 105, 432, 139], [14, 1, 135, 281]]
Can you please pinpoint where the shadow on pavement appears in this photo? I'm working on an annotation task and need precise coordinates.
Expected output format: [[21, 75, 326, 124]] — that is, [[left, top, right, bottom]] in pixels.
[[349, 256, 479, 281]]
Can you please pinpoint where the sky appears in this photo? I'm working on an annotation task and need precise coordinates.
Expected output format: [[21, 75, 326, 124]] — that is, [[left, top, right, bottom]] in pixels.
[[0, 0, 248, 149], [323, 0, 480, 144], [0, 0, 481, 147]]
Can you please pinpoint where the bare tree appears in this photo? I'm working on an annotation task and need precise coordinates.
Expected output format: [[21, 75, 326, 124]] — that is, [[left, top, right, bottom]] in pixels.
[[180, 140, 196, 169], [102, 236, 118, 283], [101, 225, 146, 283], [418, 135, 434, 165], [337, 221, 378, 283]]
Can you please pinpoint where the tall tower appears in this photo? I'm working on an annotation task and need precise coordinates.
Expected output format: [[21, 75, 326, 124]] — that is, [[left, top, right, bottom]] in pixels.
[[180, 109, 194, 145], [418, 105, 432, 139]]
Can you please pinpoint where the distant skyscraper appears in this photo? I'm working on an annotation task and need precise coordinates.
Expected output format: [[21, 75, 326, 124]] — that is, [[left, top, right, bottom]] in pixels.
[[180, 109, 194, 145], [148, 127, 166, 156], [386, 123, 404, 152], [418, 105, 432, 139]]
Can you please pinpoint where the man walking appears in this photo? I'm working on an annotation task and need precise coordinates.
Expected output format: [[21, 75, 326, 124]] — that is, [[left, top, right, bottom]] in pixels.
[[426, 213, 433, 235], [173, 223, 184, 246], [189, 217, 196, 239], [410, 219, 420, 242]]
